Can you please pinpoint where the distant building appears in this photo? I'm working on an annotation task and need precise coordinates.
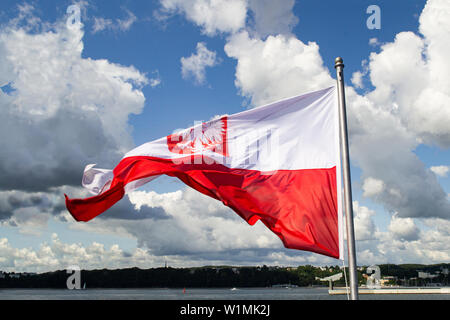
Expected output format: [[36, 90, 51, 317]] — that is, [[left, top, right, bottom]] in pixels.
[[380, 276, 397, 286], [418, 271, 438, 279]]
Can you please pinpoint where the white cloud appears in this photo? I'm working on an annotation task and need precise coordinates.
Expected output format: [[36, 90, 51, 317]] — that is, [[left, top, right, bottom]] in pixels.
[[351, 71, 364, 89], [353, 201, 377, 241], [365, 0, 450, 148], [372, 218, 450, 264], [92, 17, 113, 33], [127, 188, 282, 254], [351, 60, 369, 90], [159, 0, 299, 39], [368, 37, 381, 47], [159, 0, 247, 36], [0, 231, 337, 272], [362, 177, 385, 198], [224, 31, 333, 107], [0, 234, 161, 273], [117, 10, 137, 31], [181, 42, 219, 85], [349, 215, 450, 265], [92, 9, 137, 34], [388, 214, 420, 241], [347, 85, 449, 219], [345, 0, 450, 219], [430, 165, 449, 177], [149, 78, 161, 87], [1, 0, 449, 270], [7, 3, 44, 31], [0, 9, 148, 192]]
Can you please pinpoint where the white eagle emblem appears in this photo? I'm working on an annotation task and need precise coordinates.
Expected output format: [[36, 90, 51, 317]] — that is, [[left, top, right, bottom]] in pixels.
[[167, 117, 228, 156]]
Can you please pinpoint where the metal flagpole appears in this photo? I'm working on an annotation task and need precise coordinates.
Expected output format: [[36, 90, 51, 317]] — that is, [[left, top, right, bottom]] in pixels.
[[334, 57, 359, 300]]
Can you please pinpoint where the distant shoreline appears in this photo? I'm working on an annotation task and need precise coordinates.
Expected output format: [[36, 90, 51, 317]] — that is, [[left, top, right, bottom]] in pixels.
[[1, 263, 449, 289]]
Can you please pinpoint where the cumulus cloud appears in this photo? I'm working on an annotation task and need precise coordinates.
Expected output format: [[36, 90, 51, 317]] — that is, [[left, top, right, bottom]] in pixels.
[[0, 234, 160, 273], [0, 7, 148, 193], [388, 214, 420, 241], [92, 17, 113, 33], [148, 70, 162, 88], [0, 231, 337, 272], [224, 31, 333, 107], [348, 216, 450, 265], [181, 42, 219, 85], [160, 0, 297, 39], [372, 218, 450, 264], [92, 9, 137, 34], [351, 71, 364, 89], [430, 165, 449, 177], [347, 86, 450, 219], [362, 177, 385, 198], [126, 188, 282, 255], [159, 0, 247, 36], [365, 0, 450, 148], [346, 0, 450, 219], [353, 202, 377, 241], [368, 37, 381, 47]]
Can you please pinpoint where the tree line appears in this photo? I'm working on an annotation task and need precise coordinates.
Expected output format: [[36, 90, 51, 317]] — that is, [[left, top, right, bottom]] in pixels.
[[0, 263, 448, 289]]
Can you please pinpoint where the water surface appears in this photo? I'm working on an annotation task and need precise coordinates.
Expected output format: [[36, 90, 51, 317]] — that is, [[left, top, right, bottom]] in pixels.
[[0, 287, 449, 300]]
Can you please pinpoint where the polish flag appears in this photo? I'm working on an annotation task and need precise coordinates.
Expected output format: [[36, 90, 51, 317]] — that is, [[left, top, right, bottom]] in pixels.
[[65, 87, 344, 259]]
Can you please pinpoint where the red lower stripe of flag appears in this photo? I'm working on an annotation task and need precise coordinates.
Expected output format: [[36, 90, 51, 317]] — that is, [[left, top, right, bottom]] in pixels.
[[65, 156, 339, 258]]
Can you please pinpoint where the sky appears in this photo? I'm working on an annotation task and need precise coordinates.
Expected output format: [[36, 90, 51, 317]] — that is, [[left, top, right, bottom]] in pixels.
[[0, 0, 449, 273]]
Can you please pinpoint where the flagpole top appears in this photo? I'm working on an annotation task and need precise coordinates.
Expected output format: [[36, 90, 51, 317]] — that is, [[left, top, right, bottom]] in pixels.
[[335, 57, 344, 69]]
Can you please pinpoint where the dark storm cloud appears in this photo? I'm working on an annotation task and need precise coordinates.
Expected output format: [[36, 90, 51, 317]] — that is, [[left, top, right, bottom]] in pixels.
[[0, 13, 147, 198], [0, 108, 123, 192], [98, 196, 171, 221], [0, 190, 53, 220]]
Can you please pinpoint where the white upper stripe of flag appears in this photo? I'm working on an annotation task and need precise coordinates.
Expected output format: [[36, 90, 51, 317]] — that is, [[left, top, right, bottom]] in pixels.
[[125, 86, 338, 172]]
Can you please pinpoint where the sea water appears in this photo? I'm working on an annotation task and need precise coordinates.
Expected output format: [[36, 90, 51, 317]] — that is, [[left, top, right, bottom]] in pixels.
[[0, 287, 449, 300]]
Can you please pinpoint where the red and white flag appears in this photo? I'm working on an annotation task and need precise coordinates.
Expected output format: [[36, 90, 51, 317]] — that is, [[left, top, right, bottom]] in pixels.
[[65, 86, 343, 259]]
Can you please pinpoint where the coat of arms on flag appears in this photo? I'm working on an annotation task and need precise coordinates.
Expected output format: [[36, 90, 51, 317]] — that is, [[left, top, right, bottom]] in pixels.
[[167, 117, 228, 156]]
